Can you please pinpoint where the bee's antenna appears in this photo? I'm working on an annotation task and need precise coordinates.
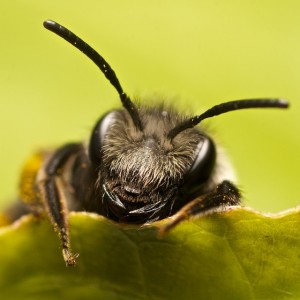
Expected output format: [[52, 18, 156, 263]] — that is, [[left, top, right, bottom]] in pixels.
[[43, 20, 143, 131], [168, 98, 289, 140]]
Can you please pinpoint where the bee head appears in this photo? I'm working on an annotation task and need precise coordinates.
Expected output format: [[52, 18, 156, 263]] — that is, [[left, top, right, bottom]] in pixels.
[[89, 106, 216, 222]]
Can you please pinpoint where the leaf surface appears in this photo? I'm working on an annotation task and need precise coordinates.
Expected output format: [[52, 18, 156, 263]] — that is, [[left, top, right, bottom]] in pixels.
[[0, 208, 299, 300]]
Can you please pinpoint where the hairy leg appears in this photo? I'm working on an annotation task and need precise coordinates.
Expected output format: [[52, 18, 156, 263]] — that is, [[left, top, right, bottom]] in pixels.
[[159, 180, 241, 236]]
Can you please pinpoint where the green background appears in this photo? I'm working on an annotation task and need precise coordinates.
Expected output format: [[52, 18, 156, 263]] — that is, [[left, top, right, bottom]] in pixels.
[[0, 0, 299, 213]]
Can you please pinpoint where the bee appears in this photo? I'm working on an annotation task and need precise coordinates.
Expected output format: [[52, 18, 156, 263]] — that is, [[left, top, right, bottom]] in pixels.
[[10, 20, 289, 266]]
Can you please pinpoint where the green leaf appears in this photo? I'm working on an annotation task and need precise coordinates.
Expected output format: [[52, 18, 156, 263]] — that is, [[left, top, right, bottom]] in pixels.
[[0, 208, 300, 300]]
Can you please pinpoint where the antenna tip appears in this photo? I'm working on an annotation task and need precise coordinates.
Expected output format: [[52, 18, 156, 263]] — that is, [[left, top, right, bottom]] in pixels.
[[277, 98, 289, 108], [43, 20, 55, 29]]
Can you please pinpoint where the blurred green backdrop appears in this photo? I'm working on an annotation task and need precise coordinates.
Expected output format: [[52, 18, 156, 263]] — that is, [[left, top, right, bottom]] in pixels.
[[0, 0, 299, 213]]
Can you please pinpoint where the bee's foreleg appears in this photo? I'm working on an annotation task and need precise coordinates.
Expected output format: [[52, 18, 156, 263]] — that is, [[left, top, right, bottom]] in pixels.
[[37, 143, 81, 266], [159, 180, 241, 236]]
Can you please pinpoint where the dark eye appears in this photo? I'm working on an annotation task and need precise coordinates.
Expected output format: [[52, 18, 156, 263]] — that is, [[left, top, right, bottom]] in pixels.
[[89, 111, 116, 165], [183, 136, 216, 196]]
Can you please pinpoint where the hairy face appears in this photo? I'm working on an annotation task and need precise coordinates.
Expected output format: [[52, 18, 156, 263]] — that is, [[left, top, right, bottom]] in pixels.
[[98, 106, 207, 222]]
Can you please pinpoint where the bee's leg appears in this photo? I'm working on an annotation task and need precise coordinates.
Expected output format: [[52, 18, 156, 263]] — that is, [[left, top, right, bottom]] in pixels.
[[159, 180, 241, 235], [37, 143, 82, 266]]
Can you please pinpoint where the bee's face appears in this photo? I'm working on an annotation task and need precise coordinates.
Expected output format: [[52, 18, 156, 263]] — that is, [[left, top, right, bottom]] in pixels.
[[89, 107, 216, 222]]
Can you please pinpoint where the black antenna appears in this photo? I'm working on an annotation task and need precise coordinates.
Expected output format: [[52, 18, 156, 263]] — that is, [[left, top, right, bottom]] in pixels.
[[168, 98, 289, 139], [43, 20, 143, 131]]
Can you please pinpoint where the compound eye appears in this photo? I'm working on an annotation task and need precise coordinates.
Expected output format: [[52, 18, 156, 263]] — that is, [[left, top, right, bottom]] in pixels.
[[183, 136, 216, 195], [89, 111, 116, 165]]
